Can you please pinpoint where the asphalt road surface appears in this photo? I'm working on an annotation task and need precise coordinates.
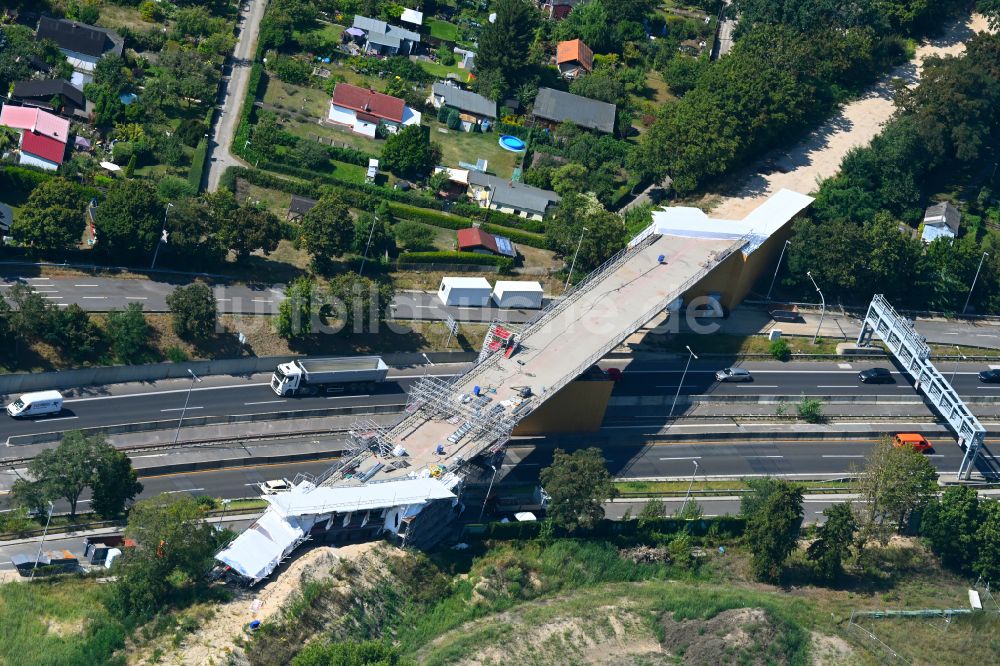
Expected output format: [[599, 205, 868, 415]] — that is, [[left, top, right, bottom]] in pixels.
[[5, 359, 999, 443], [0, 276, 543, 322], [205, 0, 267, 192]]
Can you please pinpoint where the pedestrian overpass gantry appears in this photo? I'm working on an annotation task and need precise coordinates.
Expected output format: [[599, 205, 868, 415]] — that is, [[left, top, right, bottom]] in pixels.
[[857, 295, 988, 480]]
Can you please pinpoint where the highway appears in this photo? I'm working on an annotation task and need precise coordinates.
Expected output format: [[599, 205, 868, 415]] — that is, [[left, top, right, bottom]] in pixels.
[[0, 275, 543, 322], [4, 359, 999, 443]]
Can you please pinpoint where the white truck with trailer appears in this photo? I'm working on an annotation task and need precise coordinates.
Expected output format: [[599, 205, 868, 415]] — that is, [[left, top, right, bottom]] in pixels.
[[270, 356, 389, 396], [5, 390, 64, 418]]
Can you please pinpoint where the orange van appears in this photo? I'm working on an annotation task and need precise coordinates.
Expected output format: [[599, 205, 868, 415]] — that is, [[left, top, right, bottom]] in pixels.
[[893, 433, 932, 453]]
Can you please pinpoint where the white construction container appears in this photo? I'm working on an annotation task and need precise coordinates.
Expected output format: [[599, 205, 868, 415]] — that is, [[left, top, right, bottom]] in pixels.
[[491, 281, 544, 309], [438, 277, 492, 307]]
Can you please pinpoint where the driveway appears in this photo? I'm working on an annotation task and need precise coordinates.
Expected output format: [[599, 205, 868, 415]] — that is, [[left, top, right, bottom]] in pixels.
[[204, 0, 268, 192]]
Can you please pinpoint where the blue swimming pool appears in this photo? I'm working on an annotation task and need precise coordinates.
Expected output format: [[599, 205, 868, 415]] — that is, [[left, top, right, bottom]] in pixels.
[[498, 135, 526, 152]]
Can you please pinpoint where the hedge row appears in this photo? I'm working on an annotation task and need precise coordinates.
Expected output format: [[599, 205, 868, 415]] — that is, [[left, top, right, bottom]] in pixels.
[[232, 63, 265, 162], [398, 251, 514, 270], [465, 516, 747, 541], [0, 165, 53, 196], [451, 201, 546, 233], [388, 202, 469, 230], [221, 166, 325, 197], [187, 138, 208, 191], [480, 222, 549, 249]]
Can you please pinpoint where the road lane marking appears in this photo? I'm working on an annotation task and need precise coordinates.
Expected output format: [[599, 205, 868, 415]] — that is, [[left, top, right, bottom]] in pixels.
[[82, 296, 107, 299], [659, 456, 702, 461], [822, 455, 864, 458], [43, 416, 78, 422], [162, 488, 205, 494], [74, 284, 99, 287], [35, 289, 59, 293], [125, 296, 148, 300], [160, 406, 204, 412], [252, 299, 273, 303], [745, 455, 784, 458], [737, 384, 778, 388], [327, 394, 372, 399], [28, 277, 50, 280], [816, 385, 857, 388], [43, 296, 63, 299], [244, 400, 287, 406]]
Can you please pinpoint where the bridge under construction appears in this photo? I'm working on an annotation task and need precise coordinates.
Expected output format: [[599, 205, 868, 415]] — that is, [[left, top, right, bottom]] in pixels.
[[217, 189, 816, 584]]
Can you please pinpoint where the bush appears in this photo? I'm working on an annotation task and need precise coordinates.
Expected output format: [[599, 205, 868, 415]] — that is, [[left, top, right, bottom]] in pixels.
[[798, 398, 824, 423], [480, 222, 548, 249], [165, 345, 188, 363], [769, 338, 791, 361], [398, 250, 514, 271], [394, 220, 436, 251]]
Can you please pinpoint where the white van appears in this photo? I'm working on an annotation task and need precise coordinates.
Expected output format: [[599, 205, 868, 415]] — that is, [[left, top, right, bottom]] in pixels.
[[6, 390, 64, 418]]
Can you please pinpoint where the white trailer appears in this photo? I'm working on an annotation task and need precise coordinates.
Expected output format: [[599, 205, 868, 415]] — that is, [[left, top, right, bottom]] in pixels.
[[438, 276, 492, 307], [271, 356, 389, 396], [491, 281, 544, 309]]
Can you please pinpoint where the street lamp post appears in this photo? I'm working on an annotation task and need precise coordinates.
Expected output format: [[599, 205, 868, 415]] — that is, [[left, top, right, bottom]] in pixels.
[[806, 271, 825, 345], [669, 346, 698, 419], [30, 501, 55, 581], [962, 252, 990, 315], [479, 462, 500, 522], [683, 460, 699, 513], [950, 345, 966, 384], [359, 214, 378, 277], [766, 240, 791, 304], [150, 202, 173, 270], [564, 226, 588, 292], [172, 369, 202, 446]]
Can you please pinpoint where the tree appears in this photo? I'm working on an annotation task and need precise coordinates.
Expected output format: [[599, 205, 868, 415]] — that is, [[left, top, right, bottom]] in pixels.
[[167, 283, 217, 340], [744, 480, 803, 582], [300, 193, 354, 271], [982, 1, 1000, 31], [393, 220, 435, 251], [476, 0, 536, 92], [6, 282, 54, 342], [740, 476, 786, 519], [14, 431, 110, 518], [326, 273, 395, 333], [855, 437, 939, 548], [294, 140, 331, 170], [807, 503, 857, 582], [381, 125, 437, 178], [91, 449, 143, 519], [974, 499, 1000, 582], [11, 178, 86, 251], [109, 494, 222, 618], [921, 485, 981, 573], [353, 212, 395, 258], [219, 204, 282, 260], [94, 53, 129, 95], [46, 303, 101, 360], [277, 277, 319, 339], [106, 303, 149, 363], [797, 397, 824, 423], [546, 199, 627, 274], [94, 180, 164, 261], [556, 1, 616, 53], [539, 447, 618, 532], [569, 72, 625, 104]]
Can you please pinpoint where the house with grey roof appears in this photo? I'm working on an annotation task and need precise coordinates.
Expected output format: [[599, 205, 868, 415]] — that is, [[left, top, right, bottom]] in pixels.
[[430, 83, 496, 130], [532, 87, 616, 134], [921, 201, 961, 244], [467, 172, 560, 220], [36, 17, 123, 90], [351, 15, 421, 55]]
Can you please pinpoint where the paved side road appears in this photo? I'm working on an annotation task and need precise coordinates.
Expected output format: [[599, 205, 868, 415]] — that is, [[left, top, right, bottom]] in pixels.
[[204, 0, 267, 191]]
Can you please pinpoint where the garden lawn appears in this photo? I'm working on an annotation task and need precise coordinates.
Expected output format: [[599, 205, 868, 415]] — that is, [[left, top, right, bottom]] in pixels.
[[427, 18, 460, 42], [427, 118, 520, 179], [418, 60, 470, 81]]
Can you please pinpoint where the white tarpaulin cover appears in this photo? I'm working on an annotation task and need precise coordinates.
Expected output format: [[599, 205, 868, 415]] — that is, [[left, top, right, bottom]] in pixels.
[[650, 189, 814, 254], [216, 510, 312, 581], [267, 477, 456, 517]]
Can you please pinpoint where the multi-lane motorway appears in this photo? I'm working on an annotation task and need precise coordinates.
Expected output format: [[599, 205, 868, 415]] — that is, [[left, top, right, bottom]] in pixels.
[[4, 359, 999, 443], [0, 275, 543, 322]]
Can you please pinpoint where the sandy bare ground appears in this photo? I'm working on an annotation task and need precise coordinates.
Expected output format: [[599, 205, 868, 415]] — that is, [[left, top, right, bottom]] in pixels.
[[131, 542, 378, 666], [705, 13, 992, 220]]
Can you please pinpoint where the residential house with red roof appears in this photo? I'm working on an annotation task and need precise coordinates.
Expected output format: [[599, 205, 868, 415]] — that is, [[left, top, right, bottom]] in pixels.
[[326, 83, 422, 138], [457, 227, 517, 258], [0, 105, 70, 171], [556, 39, 593, 79]]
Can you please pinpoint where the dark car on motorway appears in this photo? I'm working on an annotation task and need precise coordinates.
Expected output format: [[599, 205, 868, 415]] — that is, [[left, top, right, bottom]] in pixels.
[[859, 367, 894, 384], [979, 369, 1000, 383]]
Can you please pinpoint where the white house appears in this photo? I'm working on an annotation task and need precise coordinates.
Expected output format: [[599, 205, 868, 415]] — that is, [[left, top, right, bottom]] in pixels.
[[327, 83, 421, 138]]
